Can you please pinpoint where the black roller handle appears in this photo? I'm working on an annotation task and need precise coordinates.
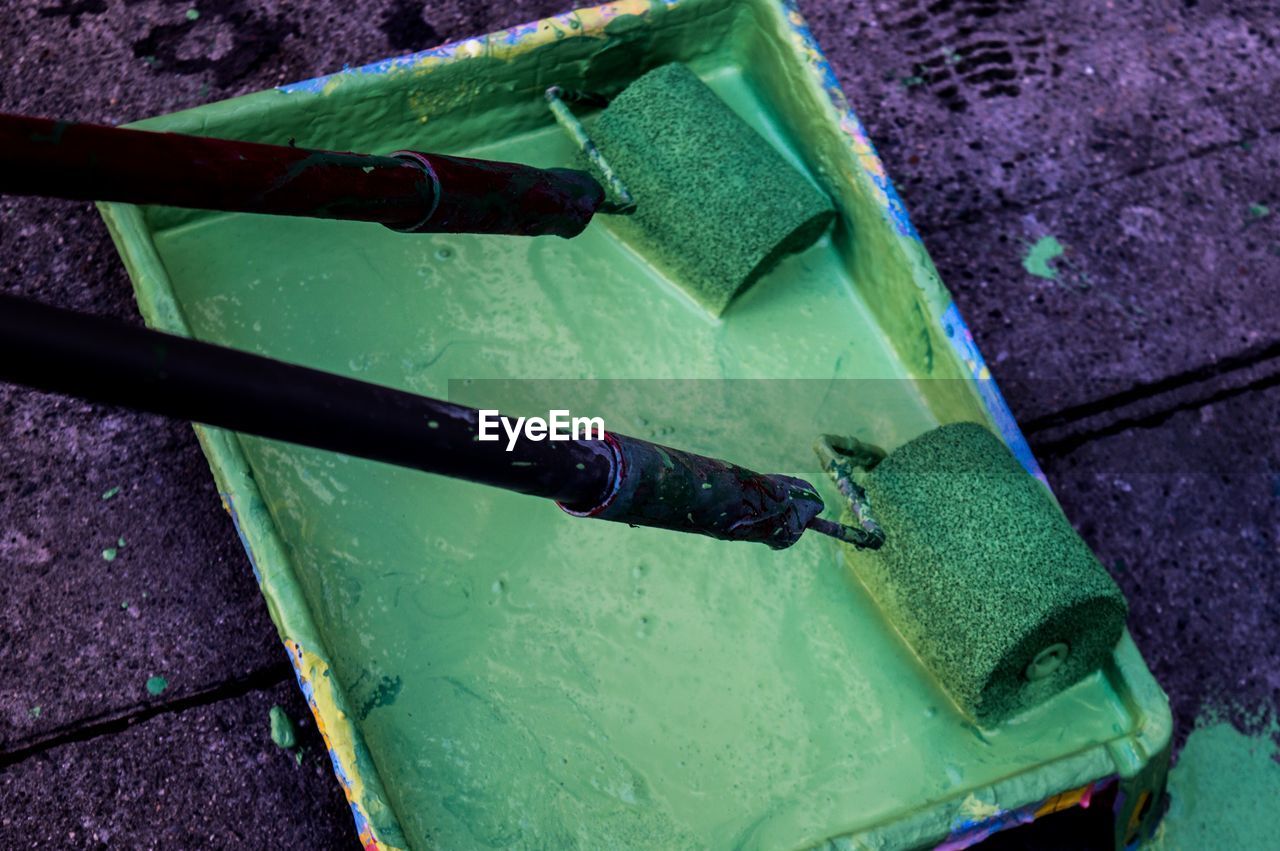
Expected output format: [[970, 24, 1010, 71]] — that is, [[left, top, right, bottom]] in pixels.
[[0, 293, 838, 549], [0, 112, 605, 238]]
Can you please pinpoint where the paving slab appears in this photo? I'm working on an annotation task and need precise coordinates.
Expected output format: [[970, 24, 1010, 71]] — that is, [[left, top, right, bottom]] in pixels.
[[1042, 379, 1280, 750], [923, 132, 1280, 422], [0, 678, 355, 849], [0, 0, 584, 754], [804, 0, 1280, 232], [0, 379, 287, 751]]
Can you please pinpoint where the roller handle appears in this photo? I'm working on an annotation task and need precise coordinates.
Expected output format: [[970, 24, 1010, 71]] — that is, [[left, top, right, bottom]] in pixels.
[[0, 293, 825, 548], [0, 113, 604, 238]]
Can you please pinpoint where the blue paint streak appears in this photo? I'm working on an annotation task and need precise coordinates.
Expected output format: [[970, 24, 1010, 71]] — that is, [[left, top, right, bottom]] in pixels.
[[222, 494, 263, 585], [780, 0, 920, 240], [227, 490, 377, 845], [943, 806, 1037, 848], [277, 1, 684, 95], [278, 42, 462, 94], [941, 303, 1045, 483]]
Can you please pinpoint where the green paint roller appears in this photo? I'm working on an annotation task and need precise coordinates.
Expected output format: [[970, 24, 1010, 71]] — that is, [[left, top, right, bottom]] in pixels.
[[818, 423, 1128, 723], [548, 63, 835, 315]]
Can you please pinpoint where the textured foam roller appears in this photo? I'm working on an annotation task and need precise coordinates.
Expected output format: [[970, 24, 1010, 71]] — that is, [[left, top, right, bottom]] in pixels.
[[588, 63, 834, 315], [855, 422, 1128, 723]]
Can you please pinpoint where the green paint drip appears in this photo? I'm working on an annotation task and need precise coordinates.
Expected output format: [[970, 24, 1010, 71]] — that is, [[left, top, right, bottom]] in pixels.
[[588, 63, 833, 315], [101, 486, 120, 501], [101, 547, 117, 562], [145, 675, 168, 696], [1247, 203, 1270, 221], [185, 8, 200, 21], [1148, 709, 1280, 849], [29, 706, 40, 719], [270, 705, 298, 749], [855, 423, 1127, 721], [1023, 236, 1065, 279]]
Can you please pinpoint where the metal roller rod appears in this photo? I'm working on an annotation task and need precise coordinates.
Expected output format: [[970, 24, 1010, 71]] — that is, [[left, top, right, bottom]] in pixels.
[[0, 292, 616, 506], [0, 112, 605, 237], [0, 293, 874, 549]]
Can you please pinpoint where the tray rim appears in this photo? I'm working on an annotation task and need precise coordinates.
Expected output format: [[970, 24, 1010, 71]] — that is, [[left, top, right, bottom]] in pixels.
[[96, 1, 1172, 848]]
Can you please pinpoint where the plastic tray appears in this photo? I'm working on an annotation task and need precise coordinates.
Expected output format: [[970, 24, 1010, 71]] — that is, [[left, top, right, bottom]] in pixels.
[[98, 1, 1171, 848]]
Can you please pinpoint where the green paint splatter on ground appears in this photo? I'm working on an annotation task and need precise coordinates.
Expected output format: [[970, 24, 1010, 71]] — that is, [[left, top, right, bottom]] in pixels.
[[270, 705, 297, 749], [117, 536, 127, 548], [101, 486, 120, 501], [1247, 203, 1270, 221], [121, 601, 129, 610], [186, 8, 199, 21], [29, 706, 40, 719], [1023, 236, 1065, 279], [101, 547, 117, 562], [1146, 708, 1280, 849], [145, 675, 168, 696]]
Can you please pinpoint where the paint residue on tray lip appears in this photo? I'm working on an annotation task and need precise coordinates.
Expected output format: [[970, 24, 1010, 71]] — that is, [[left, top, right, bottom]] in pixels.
[[276, 0, 673, 95]]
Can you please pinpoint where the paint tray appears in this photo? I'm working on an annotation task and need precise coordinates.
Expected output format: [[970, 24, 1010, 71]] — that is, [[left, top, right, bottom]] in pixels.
[[97, 1, 1171, 848]]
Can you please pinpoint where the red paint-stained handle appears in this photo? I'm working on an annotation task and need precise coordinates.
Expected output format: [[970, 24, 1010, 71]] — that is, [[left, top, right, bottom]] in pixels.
[[0, 113, 604, 238]]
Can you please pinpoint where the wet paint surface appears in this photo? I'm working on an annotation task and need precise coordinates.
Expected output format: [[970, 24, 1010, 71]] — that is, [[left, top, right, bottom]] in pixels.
[[149, 81, 1137, 850], [102, 0, 1167, 846]]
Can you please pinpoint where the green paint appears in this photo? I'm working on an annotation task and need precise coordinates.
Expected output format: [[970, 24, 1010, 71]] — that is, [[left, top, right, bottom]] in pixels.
[[1147, 709, 1280, 850], [356, 674, 402, 721], [121, 601, 129, 609], [101, 486, 120, 500], [1023, 235, 1065, 279], [588, 63, 833, 316], [854, 423, 1126, 721], [1247, 203, 1270, 220], [185, 8, 199, 21], [270, 705, 298, 749], [102, 535, 126, 561], [29, 706, 40, 719], [900, 74, 926, 88], [99, 0, 1168, 845], [145, 675, 168, 696]]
